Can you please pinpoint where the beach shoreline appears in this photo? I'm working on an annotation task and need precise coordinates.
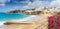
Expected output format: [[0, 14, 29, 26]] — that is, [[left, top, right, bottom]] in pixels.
[[0, 13, 51, 29]]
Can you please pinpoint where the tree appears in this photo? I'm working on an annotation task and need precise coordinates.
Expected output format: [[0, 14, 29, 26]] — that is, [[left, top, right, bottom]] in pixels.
[[31, 8, 35, 10]]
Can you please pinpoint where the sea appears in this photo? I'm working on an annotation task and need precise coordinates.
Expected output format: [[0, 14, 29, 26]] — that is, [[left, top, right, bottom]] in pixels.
[[0, 13, 29, 21], [0, 13, 29, 25]]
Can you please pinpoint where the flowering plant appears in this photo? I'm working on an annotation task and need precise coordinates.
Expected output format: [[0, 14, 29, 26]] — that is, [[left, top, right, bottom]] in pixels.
[[48, 13, 60, 29]]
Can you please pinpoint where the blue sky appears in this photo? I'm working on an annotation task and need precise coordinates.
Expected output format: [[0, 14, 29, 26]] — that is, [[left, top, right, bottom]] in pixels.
[[0, 0, 59, 12]]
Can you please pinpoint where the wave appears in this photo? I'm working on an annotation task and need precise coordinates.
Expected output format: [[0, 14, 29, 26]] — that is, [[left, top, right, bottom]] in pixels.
[[0, 15, 44, 25], [6, 15, 44, 23], [0, 21, 6, 25], [0, 15, 35, 25]]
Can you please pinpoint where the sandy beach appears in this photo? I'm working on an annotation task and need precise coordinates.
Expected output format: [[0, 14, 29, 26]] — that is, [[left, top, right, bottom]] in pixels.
[[0, 0, 60, 29], [0, 14, 52, 29]]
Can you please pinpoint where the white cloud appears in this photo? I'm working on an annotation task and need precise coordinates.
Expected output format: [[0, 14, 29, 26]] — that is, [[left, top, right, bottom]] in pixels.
[[23, 0, 50, 9], [50, 0, 60, 7], [0, 0, 10, 6], [0, 0, 7, 3], [7, 0, 10, 2], [23, 0, 60, 10], [0, 3, 5, 6]]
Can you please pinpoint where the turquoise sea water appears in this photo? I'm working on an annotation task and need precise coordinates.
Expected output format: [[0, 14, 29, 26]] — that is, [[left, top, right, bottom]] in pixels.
[[0, 13, 29, 21]]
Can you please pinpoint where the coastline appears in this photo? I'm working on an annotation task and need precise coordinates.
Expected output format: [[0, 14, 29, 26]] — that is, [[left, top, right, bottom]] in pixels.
[[0, 15, 40, 25], [0, 14, 50, 29]]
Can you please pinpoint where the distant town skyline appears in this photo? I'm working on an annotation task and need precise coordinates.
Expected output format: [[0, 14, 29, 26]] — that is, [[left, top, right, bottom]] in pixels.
[[0, 0, 60, 12]]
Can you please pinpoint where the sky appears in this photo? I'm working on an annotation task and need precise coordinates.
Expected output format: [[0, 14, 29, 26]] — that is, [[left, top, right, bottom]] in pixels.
[[0, 0, 60, 12]]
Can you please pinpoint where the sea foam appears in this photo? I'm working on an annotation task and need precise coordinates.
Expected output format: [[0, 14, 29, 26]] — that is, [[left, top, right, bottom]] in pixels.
[[6, 15, 44, 23], [0, 21, 6, 25]]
